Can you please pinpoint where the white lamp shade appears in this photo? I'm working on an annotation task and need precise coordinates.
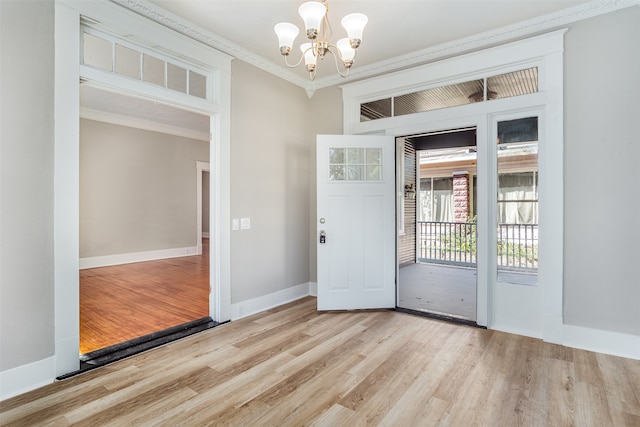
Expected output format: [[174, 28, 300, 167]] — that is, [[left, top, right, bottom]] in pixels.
[[298, 1, 326, 33], [336, 38, 355, 62], [300, 43, 317, 66], [341, 13, 368, 41], [274, 23, 299, 48]]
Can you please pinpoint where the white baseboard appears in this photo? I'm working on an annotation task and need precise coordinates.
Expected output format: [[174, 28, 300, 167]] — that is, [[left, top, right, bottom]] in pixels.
[[231, 282, 313, 321], [79, 246, 200, 269], [0, 356, 55, 401], [309, 282, 317, 297], [562, 324, 640, 360]]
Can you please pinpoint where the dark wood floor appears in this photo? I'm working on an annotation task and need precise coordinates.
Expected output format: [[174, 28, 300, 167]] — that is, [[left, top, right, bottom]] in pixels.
[[3, 297, 639, 425], [79, 239, 209, 354]]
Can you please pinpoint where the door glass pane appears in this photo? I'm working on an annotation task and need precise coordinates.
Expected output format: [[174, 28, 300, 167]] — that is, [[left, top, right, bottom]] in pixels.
[[348, 165, 364, 180], [367, 148, 382, 164], [366, 165, 381, 181], [329, 165, 345, 181], [329, 148, 345, 164], [347, 148, 364, 164], [328, 147, 383, 181], [496, 116, 538, 285]]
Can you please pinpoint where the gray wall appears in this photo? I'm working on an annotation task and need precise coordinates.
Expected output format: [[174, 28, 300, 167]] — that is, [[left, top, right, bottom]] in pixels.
[[229, 60, 312, 303], [308, 85, 344, 283], [0, 0, 55, 371], [563, 7, 640, 335], [80, 119, 209, 258]]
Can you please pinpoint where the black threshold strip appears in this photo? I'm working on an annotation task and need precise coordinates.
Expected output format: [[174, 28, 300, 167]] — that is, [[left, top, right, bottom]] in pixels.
[[57, 317, 222, 380], [394, 306, 486, 329]]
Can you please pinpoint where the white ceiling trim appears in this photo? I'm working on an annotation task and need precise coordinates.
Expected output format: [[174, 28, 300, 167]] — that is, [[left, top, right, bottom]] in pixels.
[[111, 0, 639, 94], [110, 0, 310, 89], [317, 0, 639, 90], [81, 107, 210, 142]]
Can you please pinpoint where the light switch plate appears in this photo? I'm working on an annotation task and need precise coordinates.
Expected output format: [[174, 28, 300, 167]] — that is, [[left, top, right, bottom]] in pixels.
[[232, 218, 239, 231], [240, 217, 250, 230]]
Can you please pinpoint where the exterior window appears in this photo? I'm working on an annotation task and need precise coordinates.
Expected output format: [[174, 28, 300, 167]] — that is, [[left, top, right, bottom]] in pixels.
[[419, 177, 454, 222], [496, 117, 539, 283]]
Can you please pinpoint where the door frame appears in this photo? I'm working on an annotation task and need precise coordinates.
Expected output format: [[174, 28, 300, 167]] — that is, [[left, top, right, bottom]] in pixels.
[[340, 30, 565, 342], [54, 0, 232, 377], [399, 131, 479, 322], [197, 161, 211, 254]]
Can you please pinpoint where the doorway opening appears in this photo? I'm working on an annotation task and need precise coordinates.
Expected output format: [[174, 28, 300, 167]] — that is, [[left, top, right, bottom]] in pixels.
[[78, 86, 214, 366], [397, 128, 478, 322]]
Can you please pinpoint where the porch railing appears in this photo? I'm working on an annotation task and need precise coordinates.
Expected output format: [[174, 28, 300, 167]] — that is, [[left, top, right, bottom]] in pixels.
[[417, 221, 538, 271]]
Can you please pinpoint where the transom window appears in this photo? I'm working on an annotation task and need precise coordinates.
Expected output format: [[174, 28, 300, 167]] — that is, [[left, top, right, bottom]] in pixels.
[[82, 29, 207, 99], [360, 67, 538, 122]]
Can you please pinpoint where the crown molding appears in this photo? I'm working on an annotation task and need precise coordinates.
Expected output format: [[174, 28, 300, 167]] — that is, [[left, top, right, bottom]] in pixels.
[[109, 0, 310, 89], [110, 0, 638, 94], [312, 0, 640, 90]]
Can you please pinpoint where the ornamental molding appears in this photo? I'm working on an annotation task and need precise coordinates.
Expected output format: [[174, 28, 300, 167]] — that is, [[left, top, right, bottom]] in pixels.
[[110, 0, 639, 93]]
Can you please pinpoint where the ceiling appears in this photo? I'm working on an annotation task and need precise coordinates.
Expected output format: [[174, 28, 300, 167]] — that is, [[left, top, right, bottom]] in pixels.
[[81, 0, 630, 136], [140, 0, 594, 86]]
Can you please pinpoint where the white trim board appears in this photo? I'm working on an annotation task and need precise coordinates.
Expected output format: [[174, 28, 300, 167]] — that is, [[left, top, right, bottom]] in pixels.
[[0, 356, 55, 401], [308, 282, 318, 297], [562, 324, 640, 360], [80, 107, 209, 142], [79, 246, 199, 269], [230, 283, 312, 321]]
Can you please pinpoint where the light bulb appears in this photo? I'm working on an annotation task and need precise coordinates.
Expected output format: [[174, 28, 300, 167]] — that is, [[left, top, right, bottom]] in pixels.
[[298, 1, 326, 39], [341, 13, 367, 48], [274, 23, 299, 55]]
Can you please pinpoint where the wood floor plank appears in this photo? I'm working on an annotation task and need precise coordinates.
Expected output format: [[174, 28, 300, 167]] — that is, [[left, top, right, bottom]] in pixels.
[[2, 296, 639, 426], [80, 239, 210, 353]]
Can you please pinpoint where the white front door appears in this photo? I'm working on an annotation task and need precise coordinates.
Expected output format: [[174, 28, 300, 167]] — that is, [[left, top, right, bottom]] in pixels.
[[316, 134, 396, 310]]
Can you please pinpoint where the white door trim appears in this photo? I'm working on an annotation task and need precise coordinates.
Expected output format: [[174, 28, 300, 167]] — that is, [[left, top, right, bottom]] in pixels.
[[196, 160, 211, 253], [341, 30, 565, 343], [54, 0, 232, 380]]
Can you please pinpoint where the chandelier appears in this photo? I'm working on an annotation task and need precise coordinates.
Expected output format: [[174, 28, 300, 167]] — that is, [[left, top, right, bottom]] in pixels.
[[274, 0, 368, 80]]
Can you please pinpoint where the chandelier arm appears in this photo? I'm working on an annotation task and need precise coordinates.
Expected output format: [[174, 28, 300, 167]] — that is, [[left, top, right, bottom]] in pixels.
[[283, 52, 307, 69], [321, 4, 332, 46], [326, 48, 351, 78]]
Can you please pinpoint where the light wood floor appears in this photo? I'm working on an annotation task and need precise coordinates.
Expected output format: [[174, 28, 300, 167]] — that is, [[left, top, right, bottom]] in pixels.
[[2, 297, 639, 426], [80, 240, 209, 354]]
